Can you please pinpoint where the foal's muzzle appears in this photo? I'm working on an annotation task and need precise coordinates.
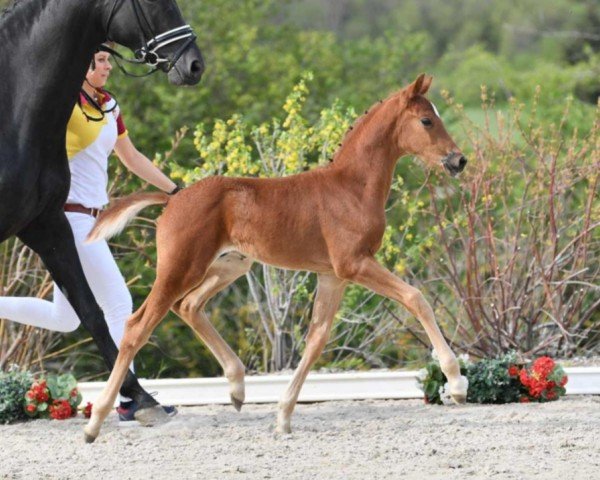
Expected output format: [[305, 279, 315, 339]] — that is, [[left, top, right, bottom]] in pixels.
[[441, 153, 467, 177]]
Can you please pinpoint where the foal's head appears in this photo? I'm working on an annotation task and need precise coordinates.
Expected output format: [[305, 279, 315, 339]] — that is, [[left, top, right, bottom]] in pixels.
[[395, 74, 466, 176], [104, 0, 204, 85]]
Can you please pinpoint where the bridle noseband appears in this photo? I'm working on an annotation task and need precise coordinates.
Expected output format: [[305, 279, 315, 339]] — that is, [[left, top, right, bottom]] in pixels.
[[102, 0, 197, 77]]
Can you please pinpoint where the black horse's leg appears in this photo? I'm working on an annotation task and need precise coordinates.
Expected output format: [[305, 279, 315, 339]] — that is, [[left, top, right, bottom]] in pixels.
[[17, 211, 157, 409]]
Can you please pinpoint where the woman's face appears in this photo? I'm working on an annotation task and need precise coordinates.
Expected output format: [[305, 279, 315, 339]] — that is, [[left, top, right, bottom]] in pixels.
[[86, 52, 113, 88]]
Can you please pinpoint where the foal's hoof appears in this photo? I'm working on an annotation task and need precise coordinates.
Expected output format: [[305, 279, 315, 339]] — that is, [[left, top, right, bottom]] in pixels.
[[450, 375, 469, 405], [275, 418, 292, 435], [231, 394, 244, 412], [83, 426, 97, 444], [134, 406, 171, 426]]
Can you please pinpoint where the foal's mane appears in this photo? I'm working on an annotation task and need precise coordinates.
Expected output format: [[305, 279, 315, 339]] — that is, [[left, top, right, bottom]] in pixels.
[[331, 90, 402, 163]]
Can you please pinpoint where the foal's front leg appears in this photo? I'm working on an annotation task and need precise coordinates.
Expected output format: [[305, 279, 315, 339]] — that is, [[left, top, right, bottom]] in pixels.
[[341, 257, 468, 402], [277, 274, 346, 434]]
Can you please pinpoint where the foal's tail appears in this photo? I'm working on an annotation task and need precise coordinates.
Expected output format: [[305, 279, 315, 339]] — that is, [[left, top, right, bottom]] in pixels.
[[86, 192, 170, 243]]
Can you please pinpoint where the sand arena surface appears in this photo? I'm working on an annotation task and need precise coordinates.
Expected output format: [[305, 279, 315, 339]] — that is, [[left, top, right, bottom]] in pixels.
[[1, 396, 599, 479]]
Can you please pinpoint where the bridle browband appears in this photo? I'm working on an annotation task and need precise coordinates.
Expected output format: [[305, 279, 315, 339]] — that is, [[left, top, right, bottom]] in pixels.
[[101, 0, 196, 77]]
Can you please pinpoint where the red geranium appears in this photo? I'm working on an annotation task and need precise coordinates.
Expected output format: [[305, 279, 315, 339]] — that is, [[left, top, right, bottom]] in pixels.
[[49, 400, 72, 420], [23, 374, 83, 420], [518, 356, 567, 402], [83, 402, 93, 419], [532, 356, 555, 377], [30, 380, 50, 403], [508, 365, 519, 377]]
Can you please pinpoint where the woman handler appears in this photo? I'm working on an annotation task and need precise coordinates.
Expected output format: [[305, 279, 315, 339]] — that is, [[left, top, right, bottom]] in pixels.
[[0, 47, 178, 421]]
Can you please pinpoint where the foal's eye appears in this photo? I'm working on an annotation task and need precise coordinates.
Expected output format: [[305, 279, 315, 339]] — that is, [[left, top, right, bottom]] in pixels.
[[420, 118, 433, 127]]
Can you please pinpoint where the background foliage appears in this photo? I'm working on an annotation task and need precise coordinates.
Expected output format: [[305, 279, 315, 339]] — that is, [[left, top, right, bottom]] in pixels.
[[0, 0, 598, 379]]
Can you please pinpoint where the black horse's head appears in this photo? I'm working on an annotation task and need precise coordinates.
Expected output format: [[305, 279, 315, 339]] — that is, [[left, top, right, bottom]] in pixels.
[[104, 0, 204, 85]]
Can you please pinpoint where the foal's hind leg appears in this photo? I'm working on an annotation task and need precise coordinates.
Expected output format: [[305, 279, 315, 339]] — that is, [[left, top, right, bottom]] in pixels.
[[84, 239, 220, 442], [340, 257, 468, 402], [277, 274, 346, 434], [84, 292, 172, 442], [172, 253, 253, 411]]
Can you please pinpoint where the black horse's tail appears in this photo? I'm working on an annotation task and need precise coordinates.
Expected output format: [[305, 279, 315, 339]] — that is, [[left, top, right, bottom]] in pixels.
[[86, 192, 169, 243]]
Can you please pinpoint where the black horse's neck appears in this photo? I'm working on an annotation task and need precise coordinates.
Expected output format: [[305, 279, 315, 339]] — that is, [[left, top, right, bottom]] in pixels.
[[0, 0, 108, 150]]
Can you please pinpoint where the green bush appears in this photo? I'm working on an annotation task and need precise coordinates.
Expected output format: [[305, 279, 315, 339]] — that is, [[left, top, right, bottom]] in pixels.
[[0, 369, 32, 424], [466, 352, 522, 404], [417, 352, 569, 405]]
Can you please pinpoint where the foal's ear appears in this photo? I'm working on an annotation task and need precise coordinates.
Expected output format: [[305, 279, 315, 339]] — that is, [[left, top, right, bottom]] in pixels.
[[404, 73, 433, 98]]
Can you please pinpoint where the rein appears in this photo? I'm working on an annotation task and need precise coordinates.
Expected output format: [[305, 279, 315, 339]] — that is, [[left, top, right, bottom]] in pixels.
[[102, 0, 196, 77]]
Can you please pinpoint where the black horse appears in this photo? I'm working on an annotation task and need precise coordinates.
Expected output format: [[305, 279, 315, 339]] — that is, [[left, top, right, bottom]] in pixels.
[[0, 0, 203, 422]]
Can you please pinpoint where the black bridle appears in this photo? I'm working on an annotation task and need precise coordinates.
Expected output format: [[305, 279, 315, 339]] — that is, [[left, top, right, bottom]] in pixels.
[[101, 0, 197, 77]]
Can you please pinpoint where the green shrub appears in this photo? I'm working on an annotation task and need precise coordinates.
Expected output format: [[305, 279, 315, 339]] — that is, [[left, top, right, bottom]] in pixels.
[[466, 352, 522, 404], [0, 369, 32, 424]]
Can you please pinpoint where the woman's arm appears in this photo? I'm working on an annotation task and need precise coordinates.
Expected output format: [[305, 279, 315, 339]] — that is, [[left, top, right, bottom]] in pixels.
[[114, 136, 178, 193]]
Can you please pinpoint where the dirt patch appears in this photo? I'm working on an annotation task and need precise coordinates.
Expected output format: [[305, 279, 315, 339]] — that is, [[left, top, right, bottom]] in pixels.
[[1, 396, 599, 479]]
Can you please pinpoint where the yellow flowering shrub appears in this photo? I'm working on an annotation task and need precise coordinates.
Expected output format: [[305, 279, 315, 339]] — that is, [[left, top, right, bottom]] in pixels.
[[170, 72, 355, 182]]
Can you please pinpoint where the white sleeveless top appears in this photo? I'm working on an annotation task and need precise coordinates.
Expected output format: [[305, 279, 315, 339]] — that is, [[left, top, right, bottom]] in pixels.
[[65, 91, 128, 209]]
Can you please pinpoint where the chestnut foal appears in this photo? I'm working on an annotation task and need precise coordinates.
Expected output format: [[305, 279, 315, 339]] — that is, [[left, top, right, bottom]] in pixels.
[[84, 74, 468, 442]]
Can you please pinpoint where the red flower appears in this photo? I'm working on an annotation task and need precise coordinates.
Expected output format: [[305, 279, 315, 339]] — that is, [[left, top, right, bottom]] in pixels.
[[30, 381, 50, 403], [70, 388, 78, 398], [83, 402, 93, 419], [36, 390, 49, 403], [49, 400, 72, 420], [508, 365, 519, 377], [546, 391, 557, 401], [532, 357, 555, 378], [519, 396, 530, 403], [519, 369, 530, 386], [26, 404, 36, 413]]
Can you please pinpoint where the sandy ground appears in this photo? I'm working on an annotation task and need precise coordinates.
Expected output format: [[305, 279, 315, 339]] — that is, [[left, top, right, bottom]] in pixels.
[[1, 396, 599, 480]]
